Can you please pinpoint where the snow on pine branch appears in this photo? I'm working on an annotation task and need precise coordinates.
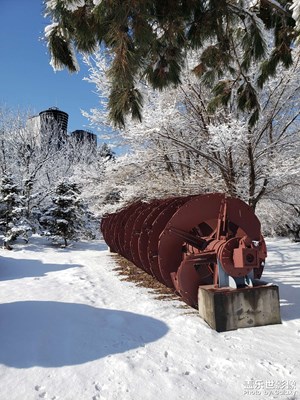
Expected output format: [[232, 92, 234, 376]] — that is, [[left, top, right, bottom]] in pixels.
[[44, 21, 80, 72], [45, 0, 85, 13], [45, 0, 102, 12], [291, 0, 300, 33]]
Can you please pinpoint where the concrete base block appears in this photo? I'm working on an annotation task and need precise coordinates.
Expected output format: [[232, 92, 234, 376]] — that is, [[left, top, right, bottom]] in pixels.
[[198, 283, 281, 332]]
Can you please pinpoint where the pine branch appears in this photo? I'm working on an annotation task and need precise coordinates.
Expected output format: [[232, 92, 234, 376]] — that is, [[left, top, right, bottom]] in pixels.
[[48, 29, 78, 72], [108, 87, 143, 128], [44, 0, 298, 125]]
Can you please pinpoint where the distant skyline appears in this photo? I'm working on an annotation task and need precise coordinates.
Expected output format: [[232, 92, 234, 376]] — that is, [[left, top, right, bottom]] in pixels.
[[0, 0, 100, 134]]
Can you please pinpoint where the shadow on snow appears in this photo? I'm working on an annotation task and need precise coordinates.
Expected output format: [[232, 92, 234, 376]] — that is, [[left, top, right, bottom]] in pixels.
[[0, 301, 169, 368], [0, 257, 82, 281], [264, 240, 300, 321], [5, 236, 108, 253]]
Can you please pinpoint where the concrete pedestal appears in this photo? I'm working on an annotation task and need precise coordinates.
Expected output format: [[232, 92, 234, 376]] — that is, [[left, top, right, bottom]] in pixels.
[[198, 283, 281, 332]]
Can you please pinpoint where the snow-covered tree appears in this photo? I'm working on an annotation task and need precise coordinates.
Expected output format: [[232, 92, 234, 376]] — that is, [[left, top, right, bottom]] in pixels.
[[71, 142, 116, 215], [0, 106, 112, 241], [0, 175, 32, 249], [0, 108, 73, 223], [41, 182, 85, 247], [82, 46, 300, 232]]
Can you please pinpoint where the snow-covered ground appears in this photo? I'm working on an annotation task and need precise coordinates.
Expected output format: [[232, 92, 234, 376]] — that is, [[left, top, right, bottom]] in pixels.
[[0, 236, 299, 400]]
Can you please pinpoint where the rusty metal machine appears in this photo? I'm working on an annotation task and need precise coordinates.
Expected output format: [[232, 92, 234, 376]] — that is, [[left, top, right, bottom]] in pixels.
[[100, 193, 268, 308]]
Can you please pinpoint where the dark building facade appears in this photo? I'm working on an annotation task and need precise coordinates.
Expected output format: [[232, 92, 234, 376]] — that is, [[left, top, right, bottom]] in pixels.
[[71, 130, 97, 146], [39, 107, 69, 132], [39, 107, 69, 149]]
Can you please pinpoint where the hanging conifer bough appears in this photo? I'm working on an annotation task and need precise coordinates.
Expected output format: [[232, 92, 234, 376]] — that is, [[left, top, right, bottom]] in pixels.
[[44, 0, 298, 127]]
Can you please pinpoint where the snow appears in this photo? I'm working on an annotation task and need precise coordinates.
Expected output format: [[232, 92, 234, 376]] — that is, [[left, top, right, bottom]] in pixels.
[[291, 0, 300, 33], [44, 23, 59, 39], [56, 218, 69, 225], [0, 236, 299, 400], [45, 0, 85, 13]]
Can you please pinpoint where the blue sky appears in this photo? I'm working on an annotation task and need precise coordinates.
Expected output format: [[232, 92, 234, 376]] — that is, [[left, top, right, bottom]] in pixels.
[[0, 0, 99, 133]]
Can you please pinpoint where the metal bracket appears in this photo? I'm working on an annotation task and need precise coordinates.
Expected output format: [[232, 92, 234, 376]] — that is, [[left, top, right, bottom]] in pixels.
[[218, 259, 254, 288]]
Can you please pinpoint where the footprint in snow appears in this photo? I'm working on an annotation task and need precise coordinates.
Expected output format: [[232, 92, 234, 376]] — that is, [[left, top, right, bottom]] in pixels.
[[35, 385, 57, 399], [34, 386, 47, 399], [259, 359, 293, 377], [223, 335, 242, 342]]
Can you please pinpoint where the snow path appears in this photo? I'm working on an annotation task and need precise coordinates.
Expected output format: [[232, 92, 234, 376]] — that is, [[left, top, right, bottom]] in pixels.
[[0, 236, 299, 400]]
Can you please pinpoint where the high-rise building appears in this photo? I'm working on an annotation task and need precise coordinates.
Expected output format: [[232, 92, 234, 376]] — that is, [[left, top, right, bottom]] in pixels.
[[25, 107, 97, 150], [26, 107, 69, 149], [39, 107, 68, 133], [39, 107, 69, 149]]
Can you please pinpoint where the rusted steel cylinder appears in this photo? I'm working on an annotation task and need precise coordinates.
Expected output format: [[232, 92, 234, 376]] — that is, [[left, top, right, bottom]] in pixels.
[[101, 193, 267, 307]]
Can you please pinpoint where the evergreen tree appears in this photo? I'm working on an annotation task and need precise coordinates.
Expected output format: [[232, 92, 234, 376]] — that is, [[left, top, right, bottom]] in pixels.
[[44, 0, 297, 127], [41, 182, 84, 247], [0, 175, 32, 249]]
